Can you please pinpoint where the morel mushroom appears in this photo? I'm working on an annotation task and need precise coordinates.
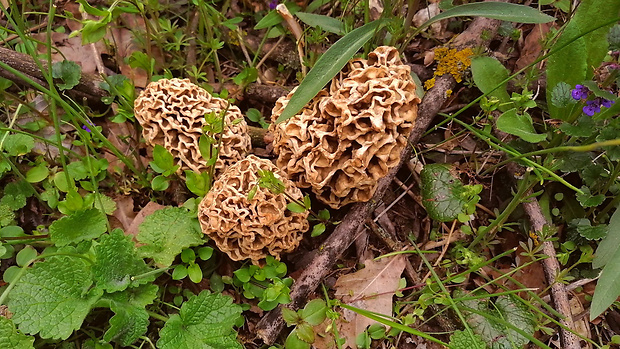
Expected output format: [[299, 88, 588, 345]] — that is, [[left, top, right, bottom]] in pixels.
[[197, 155, 309, 263], [134, 78, 251, 175], [270, 46, 421, 208]]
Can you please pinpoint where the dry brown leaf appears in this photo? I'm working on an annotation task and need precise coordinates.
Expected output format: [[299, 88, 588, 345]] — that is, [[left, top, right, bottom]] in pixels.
[[126, 201, 165, 238], [111, 195, 136, 232], [515, 23, 552, 71], [334, 255, 406, 348]]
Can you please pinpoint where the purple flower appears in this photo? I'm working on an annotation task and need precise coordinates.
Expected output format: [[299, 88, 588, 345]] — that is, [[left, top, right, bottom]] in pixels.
[[82, 125, 91, 132], [571, 84, 589, 100], [601, 98, 615, 108], [583, 100, 601, 116], [268, 0, 278, 10]]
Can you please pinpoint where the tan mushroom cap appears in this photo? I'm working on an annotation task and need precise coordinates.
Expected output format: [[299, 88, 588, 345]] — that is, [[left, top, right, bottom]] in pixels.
[[134, 78, 251, 175], [198, 155, 309, 264], [270, 46, 421, 209]]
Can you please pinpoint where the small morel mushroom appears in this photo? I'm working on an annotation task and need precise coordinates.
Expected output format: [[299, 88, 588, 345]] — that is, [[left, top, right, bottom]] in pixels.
[[134, 78, 251, 175], [270, 46, 422, 208], [197, 155, 309, 264]]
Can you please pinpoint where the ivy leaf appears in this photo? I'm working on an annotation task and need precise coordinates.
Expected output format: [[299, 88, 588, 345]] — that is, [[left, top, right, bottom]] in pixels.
[[157, 291, 243, 349], [7, 254, 103, 340], [550, 82, 577, 108], [102, 284, 159, 346], [49, 208, 107, 246], [559, 115, 595, 137], [420, 164, 468, 222], [93, 229, 155, 292], [137, 207, 204, 267], [457, 290, 535, 349], [496, 109, 547, 143], [2, 134, 34, 156], [0, 317, 34, 349], [448, 330, 486, 349], [52, 60, 81, 90], [576, 186, 605, 208], [568, 218, 608, 241]]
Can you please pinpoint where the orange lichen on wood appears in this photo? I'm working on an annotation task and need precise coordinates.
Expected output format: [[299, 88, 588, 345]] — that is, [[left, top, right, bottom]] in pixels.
[[270, 46, 421, 209], [424, 47, 473, 89], [197, 155, 309, 263]]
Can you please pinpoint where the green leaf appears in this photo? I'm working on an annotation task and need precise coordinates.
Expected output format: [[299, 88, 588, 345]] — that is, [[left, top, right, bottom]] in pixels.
[[185, 170, 211, 196], [591, 243, 620, 320], [296, 322, 315, 343], [559, 115, 595, 137], [188, 263, 203, 283], [52, 60, 81, 90], [7, 254, 103, 340], [151, 175, 170, 191], [576, 186, 605, 208], [157, 291, 243, 349], [301, 299, 327, 326], [550, 82, 577, 108], [25, 165, 48, 183], [281, 307, 301, 325], [593, 206, 620, 269], [310, 223, 326, 237], [2, 134, 34, 156], [275, 19, 387, 123], [93, 230, 154, 292], [137, 207, 204, 267], [568, 218, 608, 241], [0, 317, 34, 349], [471, 56, 511, 108], [254, 3, 301, 30], [295, 12, 344, 34], [49, 208, 107, 246], [420, 2, 554, 35], [287, 202, 307, 213], [420, 164, 468, 222], [151, 144, 176, 174], [496, 109, 547, 143], [172, 265, 188, 280], [609, 24, 620, 51], [285, 329, 311, 349], [367, 324, 386, 340], [15, 246, 37, 267], [197, 246, 213, 260], [448, 330, 486, 349], [102, 284, 158, 346], [457, 290, 535, 349]]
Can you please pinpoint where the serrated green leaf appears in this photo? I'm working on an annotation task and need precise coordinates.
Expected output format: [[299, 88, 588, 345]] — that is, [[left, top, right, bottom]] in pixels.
[[471, 56, 511, 109], [609, 24, 620, 51], [295, 12, 344, 34], [49, 208, 107, 246], [296, 322, 315, 343], [157, 291, 243, 349], [285, 329, 311, 349], [559, 115, 595, 137], [568, 218, 608, 241], [7, 254, 103, 340], [88, 193, 117, 215], [576, 186, 605, 208], [52, 60, 81, 90], [448, 330, 486, 349], [496, 109, 547, 143], [93, 230, 154, 292], [594, 206, 620, 269], [137, 207, 204, 267], [0, 204, 15, 227], [301, 299, 327, 326], [2, 134, 34, 156], [420, 164, 468, 222], [276, 19, 386, 123], [457, 290, 535, 349], [550, 82, 577, 108], [0, 317, 34, 349], [102, 284, 158, 346], [281, 307, 300, 325]]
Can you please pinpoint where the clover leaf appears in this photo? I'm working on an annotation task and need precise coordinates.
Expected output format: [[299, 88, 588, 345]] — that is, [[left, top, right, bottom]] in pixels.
[[0, 317, 34, 349], [49, 208, 107, 246], [7, 254, 103, 339], [93, 229, 155, 292], [157, 291, 243, 349], [101, 284, 158, 346], [137, 207, 204, 267]]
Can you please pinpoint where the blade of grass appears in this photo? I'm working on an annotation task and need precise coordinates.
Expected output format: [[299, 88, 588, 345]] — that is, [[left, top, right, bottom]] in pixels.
[[275, 19, 387, 124]]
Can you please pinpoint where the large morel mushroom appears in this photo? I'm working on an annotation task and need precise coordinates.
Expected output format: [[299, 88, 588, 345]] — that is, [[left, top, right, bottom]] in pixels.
[[134, 78, 251, 175], [197, 155, 309, 263], [270, 46, 421, 208]]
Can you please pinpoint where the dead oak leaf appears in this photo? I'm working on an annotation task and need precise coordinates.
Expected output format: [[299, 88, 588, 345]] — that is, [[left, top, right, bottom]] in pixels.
[[334, 255, 406, 348]]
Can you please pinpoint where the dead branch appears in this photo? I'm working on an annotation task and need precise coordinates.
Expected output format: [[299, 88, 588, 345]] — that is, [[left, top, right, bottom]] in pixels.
[[255, 8, 504, 343]]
